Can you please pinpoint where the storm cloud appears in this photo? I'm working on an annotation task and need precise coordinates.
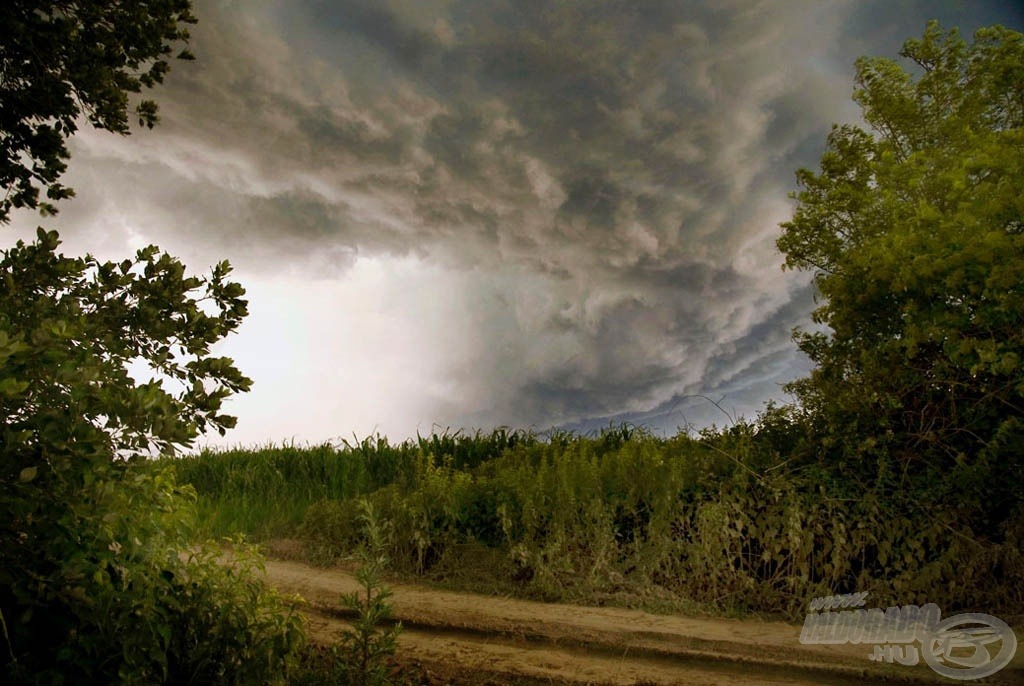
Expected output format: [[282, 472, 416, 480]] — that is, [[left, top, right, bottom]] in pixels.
[[10, 0, 1022, 444]]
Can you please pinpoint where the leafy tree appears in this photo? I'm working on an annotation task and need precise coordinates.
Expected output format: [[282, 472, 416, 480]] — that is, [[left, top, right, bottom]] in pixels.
[[777, 23, 1023, 518], [1, 2, 308, 682], [1, 231, 251, 459], [0, 0, 196, 223]]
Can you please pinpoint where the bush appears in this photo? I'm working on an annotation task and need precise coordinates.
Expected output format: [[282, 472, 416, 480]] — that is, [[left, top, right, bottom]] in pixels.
[[299, 498, 366, 566], [0, 232, 307, 683], [2, 458, 306, 684]]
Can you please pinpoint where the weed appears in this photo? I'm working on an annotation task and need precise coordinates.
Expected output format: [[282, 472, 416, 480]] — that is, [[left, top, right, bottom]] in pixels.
[[335, 499, 402, 686]]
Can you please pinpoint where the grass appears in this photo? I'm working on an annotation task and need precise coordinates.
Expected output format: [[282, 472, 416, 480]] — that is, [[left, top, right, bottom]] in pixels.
[[167, 429, 538, 539], [165, 422, 1024, 621], [169, 440, 368, 539]]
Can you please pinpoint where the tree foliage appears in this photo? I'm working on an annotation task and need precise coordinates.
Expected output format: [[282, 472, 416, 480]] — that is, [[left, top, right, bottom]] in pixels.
[[0, 0, 196, 222], [1, 230, 251, 457], [1, 2, 309, 682], [778, 22, 1024, 480]]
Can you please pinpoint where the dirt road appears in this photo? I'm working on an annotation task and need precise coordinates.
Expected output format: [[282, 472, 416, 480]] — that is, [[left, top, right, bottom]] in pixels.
[[257, 552, 1023, 685]]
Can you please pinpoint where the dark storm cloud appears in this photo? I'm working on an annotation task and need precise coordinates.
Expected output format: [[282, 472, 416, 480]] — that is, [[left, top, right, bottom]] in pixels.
[[25, 0, 1021, 436]]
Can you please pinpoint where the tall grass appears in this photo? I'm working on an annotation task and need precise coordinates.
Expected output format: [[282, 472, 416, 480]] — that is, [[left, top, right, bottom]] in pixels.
[[168, 442, 350, 538], [170, 422, 1024, 620], [167, 429, 536, 539]]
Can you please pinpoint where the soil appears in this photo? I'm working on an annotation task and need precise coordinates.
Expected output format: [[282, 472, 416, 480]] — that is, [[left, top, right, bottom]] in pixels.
[[257, 541, 1024, 685]]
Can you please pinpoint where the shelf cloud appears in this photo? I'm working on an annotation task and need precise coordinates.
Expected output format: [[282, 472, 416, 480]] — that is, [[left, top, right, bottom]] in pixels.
[[10, 0, 1021, 445]]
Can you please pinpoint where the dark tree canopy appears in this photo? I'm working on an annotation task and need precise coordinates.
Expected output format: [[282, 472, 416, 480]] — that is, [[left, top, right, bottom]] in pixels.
[[0, 0, 196, 223], [777, 22, 1024, 493]]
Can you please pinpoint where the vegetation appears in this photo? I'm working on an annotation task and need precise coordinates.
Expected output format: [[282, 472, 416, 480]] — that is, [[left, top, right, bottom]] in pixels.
[[333, 500, 402, 686], [3, 13, 1021, 684], [0, 230, 307, 682], [778, 22, 1024, 530], [176, 430, 536, 540], [283, 500, 404, 686], [175, 417, 1023, 619], [0, 0, 196, 223], [775, 21, 1024, 611], [173, 22, 1024, 626], [1, 2, 307, 683]]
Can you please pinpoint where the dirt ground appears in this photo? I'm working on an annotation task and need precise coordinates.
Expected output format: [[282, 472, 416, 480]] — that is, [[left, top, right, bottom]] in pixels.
[[257, 542, 1024, 685]]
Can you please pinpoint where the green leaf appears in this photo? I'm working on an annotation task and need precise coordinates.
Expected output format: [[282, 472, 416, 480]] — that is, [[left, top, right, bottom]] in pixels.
[[0, 377, 30, 397]]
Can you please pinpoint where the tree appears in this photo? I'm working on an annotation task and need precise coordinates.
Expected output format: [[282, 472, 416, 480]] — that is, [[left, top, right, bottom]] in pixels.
[[1, 232, 252, 457], [1, 3, 307, 682], [777, 23, 1023, 517], [0, 0, 196, 223]]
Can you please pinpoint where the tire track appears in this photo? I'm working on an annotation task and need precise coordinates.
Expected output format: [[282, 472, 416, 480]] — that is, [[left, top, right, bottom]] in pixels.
[[257, 557, 1023, 685]]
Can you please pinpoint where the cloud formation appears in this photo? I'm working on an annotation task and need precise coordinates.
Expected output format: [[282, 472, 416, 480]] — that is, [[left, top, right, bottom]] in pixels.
[[11, 0, 1022, 443]]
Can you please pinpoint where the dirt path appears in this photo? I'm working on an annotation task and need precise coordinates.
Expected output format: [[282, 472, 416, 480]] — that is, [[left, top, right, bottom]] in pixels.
[[257, 554, 1024, 685]]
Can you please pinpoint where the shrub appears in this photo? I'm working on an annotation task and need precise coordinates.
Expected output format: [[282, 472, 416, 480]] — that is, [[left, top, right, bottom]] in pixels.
[[0, 232, 306, 683], [299, 499, 366, 566]]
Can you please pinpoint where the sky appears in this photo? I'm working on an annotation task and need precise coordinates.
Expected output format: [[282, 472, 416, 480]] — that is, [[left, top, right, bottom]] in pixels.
[[8, 0, 1023, 450]]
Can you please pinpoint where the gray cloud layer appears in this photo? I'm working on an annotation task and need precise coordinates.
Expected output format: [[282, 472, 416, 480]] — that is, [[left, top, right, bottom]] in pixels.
[[15, 0, 1022, 438]]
